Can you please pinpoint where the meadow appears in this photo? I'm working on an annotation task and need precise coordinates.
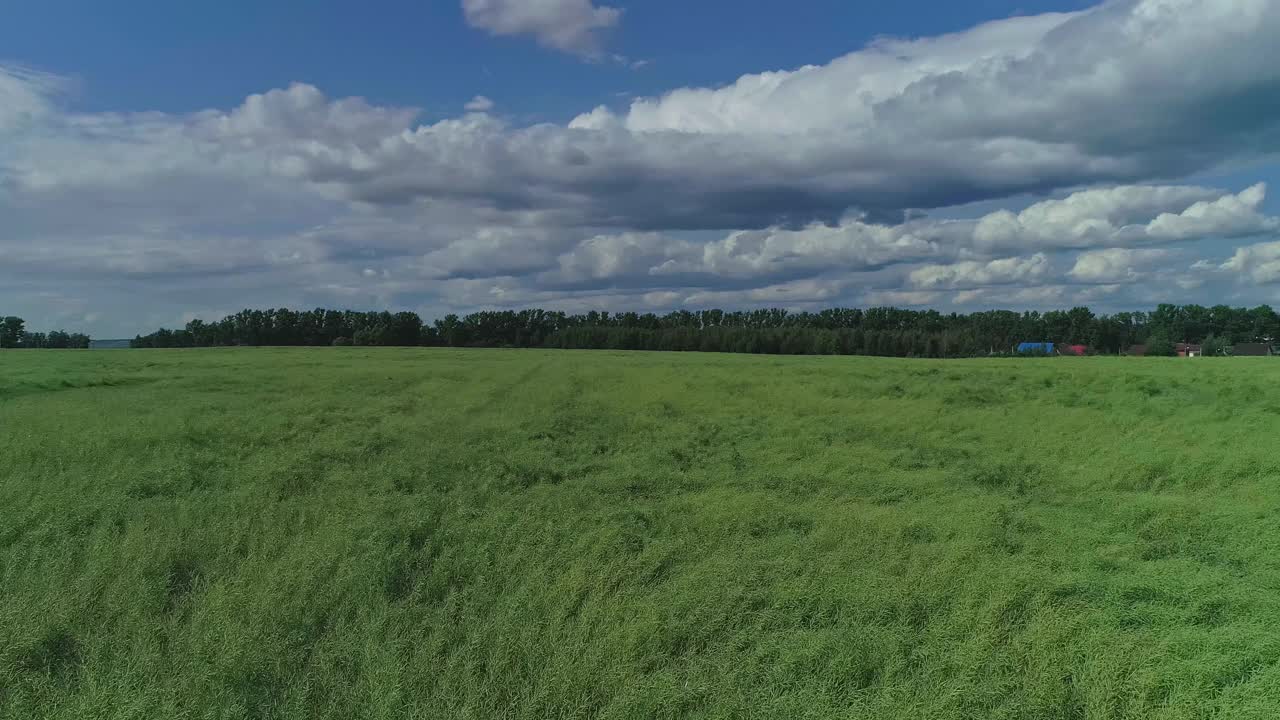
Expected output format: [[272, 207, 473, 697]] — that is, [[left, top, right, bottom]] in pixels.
[[4, 348, 1280, 719]]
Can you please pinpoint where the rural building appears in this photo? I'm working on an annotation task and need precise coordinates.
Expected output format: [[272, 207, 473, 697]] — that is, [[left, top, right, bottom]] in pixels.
[[1016, 342, 1054, 354], [1061, 345, 1088, 356], [1234, 343, 1273, 356]]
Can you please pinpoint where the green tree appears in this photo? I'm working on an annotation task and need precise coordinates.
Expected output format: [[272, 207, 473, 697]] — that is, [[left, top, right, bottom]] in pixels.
[[1201, 334, 1231, 356], [1, 316, 25, 348], [1145, 330, 1176, 357], [1066, 306, 1096, 344]]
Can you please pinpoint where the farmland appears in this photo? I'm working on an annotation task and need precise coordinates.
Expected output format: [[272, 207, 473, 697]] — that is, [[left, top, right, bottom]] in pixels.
[[4, 349, 1280, 719]]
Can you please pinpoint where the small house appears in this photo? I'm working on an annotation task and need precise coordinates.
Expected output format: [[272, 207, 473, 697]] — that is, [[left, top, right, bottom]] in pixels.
[[1175, 343, 1202, 358], [1016, 342, 1054, 355], [1233, 343, 1273, 356]]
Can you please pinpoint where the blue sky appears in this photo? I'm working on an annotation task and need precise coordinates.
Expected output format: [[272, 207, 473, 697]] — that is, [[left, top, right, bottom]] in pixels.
[[2, 0, 1280, 336], [3, 0, 1095, 117]]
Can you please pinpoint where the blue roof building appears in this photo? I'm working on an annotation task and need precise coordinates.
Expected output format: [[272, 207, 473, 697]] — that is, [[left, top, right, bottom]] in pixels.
[[1016, 342, 1055, 354]]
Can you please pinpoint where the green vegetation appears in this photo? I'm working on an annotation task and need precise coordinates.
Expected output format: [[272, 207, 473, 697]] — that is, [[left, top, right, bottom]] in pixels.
[[1144, 330, 1177, 357], [129, 303, 1280, 358], [0, 316, 91, 349], [5, 348, 1280, 719]]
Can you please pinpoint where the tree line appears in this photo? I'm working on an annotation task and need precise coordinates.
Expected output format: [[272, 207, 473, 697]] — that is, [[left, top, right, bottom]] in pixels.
[[0, 316, 91, 349], [129, 304, 1280, 357]]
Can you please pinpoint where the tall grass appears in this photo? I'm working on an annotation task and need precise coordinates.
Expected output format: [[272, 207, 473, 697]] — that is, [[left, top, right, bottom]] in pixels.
[[4, 349, 1280, 718]]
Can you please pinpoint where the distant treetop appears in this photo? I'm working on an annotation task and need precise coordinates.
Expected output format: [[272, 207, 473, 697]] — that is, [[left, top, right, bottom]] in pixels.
[[0, 316, 91, 349], [128, 304, 1280, 359]]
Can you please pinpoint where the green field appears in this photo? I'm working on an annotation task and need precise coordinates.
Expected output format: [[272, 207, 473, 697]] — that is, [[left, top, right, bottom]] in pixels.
[[4, 349, 1280, 719]]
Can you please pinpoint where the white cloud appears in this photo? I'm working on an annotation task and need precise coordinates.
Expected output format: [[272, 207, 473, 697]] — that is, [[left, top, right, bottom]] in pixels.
[[695, 222, 946, 277], [0, 65, 60, 135], [529, 184, 1278, 290], [593, 0, 1278, 148], [578, 12, 1073, 135], [973, 184, 1275, 252], [1173, 275, 1205, 291], [973, 186, 1215, 250], [462, 0, 622, 57], [860, 290, 945, 307], [1068, 248, 1174, 283], [908, 254, 1051, 290], [544, 232, 692, 284], [1146, 183, 1278, 240], [319, 0, 1280, 228], [1221, 242, 1280, 285], [418, 226, 569, 279], [7, 0, 1280, 233], [951, 284, 1122, 308], [464, 96, 495, 113], [684, 277, 850, 307], [7, 0, 1275, 235]]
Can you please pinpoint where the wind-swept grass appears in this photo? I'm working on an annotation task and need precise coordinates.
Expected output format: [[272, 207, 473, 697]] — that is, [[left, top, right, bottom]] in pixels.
[[4, 348, 1280, 718]]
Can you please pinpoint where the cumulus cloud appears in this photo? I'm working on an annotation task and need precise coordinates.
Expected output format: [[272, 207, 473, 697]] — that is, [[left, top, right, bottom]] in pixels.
[[951, 284, 1123, 308], [464, 95, 495, 113], [973, 184, 1276, 252], [10, 0, 1280, 233], [635, 222, 949, 284], [1146, 184, 1279, 239], [305, 0, 1280, 227], [462, 0, 622, 57], [418, 226, 570, 279], [908, 255, 1051, 290], [578, 12, 1073, 135], [529, 184, 1279, 290], [973, 186, 1218, 251], [544, 232, 692, 284], [1220, 242, 1280, 285], [1068, 248, 1174, 283]]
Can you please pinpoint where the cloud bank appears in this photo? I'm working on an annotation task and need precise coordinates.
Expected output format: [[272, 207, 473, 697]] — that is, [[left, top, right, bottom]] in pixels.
[[4, 0, 1280, 336]]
